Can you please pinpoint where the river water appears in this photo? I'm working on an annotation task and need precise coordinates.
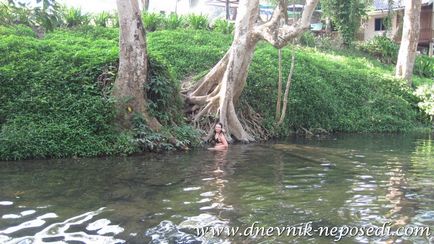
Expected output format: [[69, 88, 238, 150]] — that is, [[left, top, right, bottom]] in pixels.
[[0, 134, 433, 243]]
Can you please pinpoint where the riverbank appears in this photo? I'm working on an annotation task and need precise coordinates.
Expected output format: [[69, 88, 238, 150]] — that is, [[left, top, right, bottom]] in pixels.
[[0, 25, 431, 160]]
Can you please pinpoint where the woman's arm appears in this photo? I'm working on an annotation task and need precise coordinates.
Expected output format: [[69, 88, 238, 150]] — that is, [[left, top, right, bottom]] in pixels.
[[219, 134, 228, 149]]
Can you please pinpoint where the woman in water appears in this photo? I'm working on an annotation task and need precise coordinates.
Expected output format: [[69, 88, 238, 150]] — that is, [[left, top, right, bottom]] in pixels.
[[209, 122, 228, 150]]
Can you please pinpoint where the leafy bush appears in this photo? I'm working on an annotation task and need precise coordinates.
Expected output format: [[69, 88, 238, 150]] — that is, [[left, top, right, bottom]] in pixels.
[[358, 36, 434, 79], [0, 28, 128, 160], [57, 25, 119, 40], [141, 12, 163, 32], [0, 26, 202, 160], [132, 117, 200, 152], [0, 24, 36, 37], [357, 36, 399, 64], [0, 1, 62, 31], [186, 14, 209, 30], [93, 11, 111, 27], [414, 84, 434, 119], [60, 6, 91, 28], [146, 53, 184, 125], [0, 114, 137, 160], [245, 45, 427, 134], [212, 19, 234, 34], [414, 55, 434, 79], [163, 13, 184, 29], [299, 31, 316, 47], [147, 30, 232, 79]]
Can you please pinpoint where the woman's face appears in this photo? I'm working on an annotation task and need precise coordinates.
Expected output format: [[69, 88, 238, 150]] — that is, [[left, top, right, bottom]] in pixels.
[[215, 124, 222, 133]]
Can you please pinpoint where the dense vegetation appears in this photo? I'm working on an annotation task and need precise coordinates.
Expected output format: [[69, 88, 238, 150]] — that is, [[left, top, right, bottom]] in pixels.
[[0, 25, 431, 160]]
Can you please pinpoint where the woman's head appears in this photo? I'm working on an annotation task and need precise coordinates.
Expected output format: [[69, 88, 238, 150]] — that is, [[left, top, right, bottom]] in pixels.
[[214, 122, 223, 133]]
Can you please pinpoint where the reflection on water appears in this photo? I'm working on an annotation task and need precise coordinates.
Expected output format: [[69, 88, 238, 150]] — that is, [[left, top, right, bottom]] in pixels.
[[0, 206, 124, 243], [0, 134, 433, 243]]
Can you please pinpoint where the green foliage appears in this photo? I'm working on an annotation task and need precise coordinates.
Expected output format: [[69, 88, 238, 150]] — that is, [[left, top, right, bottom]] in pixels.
[[298, 31, 342, 50], [212, 19, 234, 34], [146, 29, 428, 134], [60, 6, 91, 28], [0, 2, 32, 26], [186, 14, 209, 30], [0, 0, 61, 31], [0, 26, 430, 160], [0, 24, 36, 37], [414, 84, 434, 118], [358, 36, 434, 79], [0, 114, 138, 160], [32, 0, 62, 31], [321, 0, 371, 45], [245, 44, 428, 134], [357, 36, 398, 64], [414, 55, 434, 79], [0, 26, 203, 160], [299, 31, 316, 47], [146, 54, 184, 125], [141, 12, 163, 32], [132, 117, 200, 152], [169, 124, 201, 147], [93, 11, 111, 27], [0, 27, 132, 160], [163, 13, 184, 29], [147, 30, 232, 80]]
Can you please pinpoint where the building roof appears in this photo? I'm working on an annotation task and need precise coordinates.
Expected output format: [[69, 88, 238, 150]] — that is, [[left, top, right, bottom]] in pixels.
[[372, 0, 433, 11]]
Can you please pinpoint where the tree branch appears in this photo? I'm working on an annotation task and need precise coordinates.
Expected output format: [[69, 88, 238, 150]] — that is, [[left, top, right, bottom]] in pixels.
[[254, 0, 319, 48]]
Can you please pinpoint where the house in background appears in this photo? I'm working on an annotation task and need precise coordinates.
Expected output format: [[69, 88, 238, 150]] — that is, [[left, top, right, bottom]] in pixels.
[[148, 0, 322, 28], [148, 0, 202, 15], [361, 0, 434, 56]]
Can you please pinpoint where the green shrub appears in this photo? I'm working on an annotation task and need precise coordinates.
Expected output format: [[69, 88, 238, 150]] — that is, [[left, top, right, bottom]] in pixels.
[[245, 44, 427, 134], [0, 3, 33, 27], [0, 114, 138, 160], [93, 11, 111, 27], [212, 19, 234, 34], [163, 13, 184, 29], [60, 6, 91, 28], [186, 14, 209, 30], [0, 27, 132, 160], [132, 117, 200, 152], [147, 30, 232, 79], [299, 31, 316, 47], [0, 24, 36, 37], [414, 84, 434, 119], [141, 12, 163, 32], [56, 25, 119, 40], [146, 53, 184, 125], [357, 36, 399, 64], [414, 55, 434, 79], [0, 26, 203, 160]]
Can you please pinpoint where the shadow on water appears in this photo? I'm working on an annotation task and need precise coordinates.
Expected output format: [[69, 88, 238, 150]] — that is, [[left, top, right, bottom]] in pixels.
[[0, 134, 433, 243]]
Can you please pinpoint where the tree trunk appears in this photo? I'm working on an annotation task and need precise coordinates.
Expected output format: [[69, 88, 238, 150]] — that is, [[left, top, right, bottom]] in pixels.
[[277, 46, 295, 125], [141, 0, 150, 11], [225, 0, 230, 20], [275, 48, 282, 121], [184, 0, 319, 142], [396, 0, 422, 86], [113, 0, 161, 130], [232, 7, 237, 20]]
